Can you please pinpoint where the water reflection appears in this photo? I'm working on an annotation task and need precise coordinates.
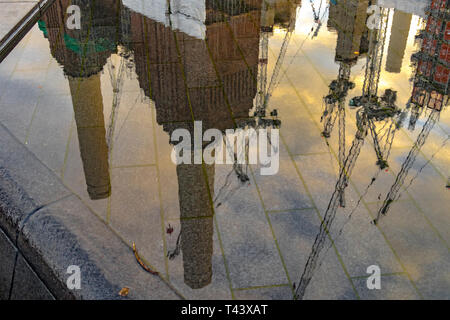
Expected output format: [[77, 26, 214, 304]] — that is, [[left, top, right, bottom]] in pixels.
[[129, 1, 265, 289], [23, 0, 449, 298], [295, 0, 448, 299], [377, 0, 449, 219], [39, 0, 121, 199], [297, 2, 402, 299]]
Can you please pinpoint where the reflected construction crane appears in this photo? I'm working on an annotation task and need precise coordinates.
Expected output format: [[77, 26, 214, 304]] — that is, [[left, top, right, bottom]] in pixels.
[[349, 6, 403, 170], [233, 1, 299, 175], [321, 0, 375, 207], [374, 108, 441, 224], [215, 0, 300, 206], [309, 0, 324, 38], [375, 0, 450, 222], [294, 5, 400, 300], [294, 91, 398, 300], [321, 62, 355, 207], [106, 45, 135, 157], [255, 0, 298, 118]]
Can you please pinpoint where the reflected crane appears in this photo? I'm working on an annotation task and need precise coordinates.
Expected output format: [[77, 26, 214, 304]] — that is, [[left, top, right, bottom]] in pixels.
[[349, 7, 403, 170], [294, 5, 400, 300], [215, 0, 300, 206], [229, 1, 298, 177]]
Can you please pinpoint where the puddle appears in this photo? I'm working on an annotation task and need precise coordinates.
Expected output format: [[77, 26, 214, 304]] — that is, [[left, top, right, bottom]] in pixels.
[[0, 0, 449, 300]]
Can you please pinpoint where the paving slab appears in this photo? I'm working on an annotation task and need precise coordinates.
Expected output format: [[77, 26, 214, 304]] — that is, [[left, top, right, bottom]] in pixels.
[[18, 194, 182, 299], [0, 1, 39, 44]]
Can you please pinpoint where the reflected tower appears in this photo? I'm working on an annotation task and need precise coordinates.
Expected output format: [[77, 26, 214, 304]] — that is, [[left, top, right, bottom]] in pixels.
[[386, 10, 412, 73], [410, 0, 449, 113], [127, 0, 262, 289], [40, 0, 121, 199]]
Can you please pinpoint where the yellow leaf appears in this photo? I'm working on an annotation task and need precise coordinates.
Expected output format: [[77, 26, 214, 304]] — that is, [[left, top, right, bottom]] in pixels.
[[119, 287, 129, 296]]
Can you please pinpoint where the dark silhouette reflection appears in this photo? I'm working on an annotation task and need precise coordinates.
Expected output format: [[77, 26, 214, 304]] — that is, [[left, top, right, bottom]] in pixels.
[[177, 162, 215, 288], [40, 0, 122, 199], [68, 76, 111, 200], [127, 0, 263, 289]]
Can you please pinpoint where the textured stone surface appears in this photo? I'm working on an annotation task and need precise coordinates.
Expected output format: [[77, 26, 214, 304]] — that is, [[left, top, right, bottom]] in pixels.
[[18, 195, 181, 300], [9, 254, 54, 300], [353, 274, 421, 300], [233, 285, 293, 300], [0, 226, 17, 299], [0, 120, 180, 299], [215, 169, 288, 289], [269, 209, 358, 300], [0, 123, 71, 242]]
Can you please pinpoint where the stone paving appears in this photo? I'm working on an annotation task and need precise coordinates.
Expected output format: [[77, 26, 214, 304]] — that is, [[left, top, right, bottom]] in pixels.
[[0, 0, 449, 300], [0, 0, 40, 43]]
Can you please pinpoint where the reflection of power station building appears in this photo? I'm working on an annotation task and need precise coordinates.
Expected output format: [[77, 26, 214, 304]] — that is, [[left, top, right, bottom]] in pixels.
[[411, 0, 449, 111], [129, 1, 262, 289], [40, 0, 121, 199]]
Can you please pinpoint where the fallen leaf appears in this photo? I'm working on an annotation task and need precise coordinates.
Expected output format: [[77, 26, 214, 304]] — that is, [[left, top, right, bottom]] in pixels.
[[132, 242, 159, 275], [119, 287, 129, 296]]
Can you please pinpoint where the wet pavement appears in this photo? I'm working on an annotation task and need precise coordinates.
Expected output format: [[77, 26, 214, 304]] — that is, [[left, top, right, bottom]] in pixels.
[[0, 0, 449, 300]]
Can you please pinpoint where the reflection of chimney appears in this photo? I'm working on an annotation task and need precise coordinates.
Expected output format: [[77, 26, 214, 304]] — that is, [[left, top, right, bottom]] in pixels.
[[68, 74, 111, 200], [129, 3, 262, 289], [177, 161, 214, 289], [386, 10, 412, 73], [41, 0, 118, 200]]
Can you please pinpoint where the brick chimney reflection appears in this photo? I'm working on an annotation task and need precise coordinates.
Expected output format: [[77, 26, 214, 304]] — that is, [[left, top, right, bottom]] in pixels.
[[68, 75, 111, 199], [40, 0, 121, 199]]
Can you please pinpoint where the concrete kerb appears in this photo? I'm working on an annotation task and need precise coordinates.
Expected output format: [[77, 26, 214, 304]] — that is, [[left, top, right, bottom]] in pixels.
[[0, 122, 181, 299]]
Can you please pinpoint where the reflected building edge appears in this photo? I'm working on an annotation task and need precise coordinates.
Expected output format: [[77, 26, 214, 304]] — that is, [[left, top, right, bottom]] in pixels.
[[385, 9, 412, 73]]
